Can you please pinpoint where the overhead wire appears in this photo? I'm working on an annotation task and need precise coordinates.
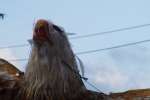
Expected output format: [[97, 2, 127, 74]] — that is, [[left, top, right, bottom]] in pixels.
[[70, 23, 150, 39], [7, 38, 150, 62], [0, 44, 29, 50], [0, 23, 150, 49], [76, 39, 150, 55]]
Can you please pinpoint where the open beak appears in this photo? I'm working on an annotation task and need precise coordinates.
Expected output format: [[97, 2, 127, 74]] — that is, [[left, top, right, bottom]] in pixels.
[[33, 19, 54, 45], [33, 19, 49, 41]]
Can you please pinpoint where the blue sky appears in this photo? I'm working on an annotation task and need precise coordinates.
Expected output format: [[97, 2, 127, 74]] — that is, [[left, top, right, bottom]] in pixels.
[[1, 0, 150, 93]]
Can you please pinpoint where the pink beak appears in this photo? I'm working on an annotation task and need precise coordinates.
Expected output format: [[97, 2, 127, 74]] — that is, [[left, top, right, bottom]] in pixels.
[[33, 19, 49, 41]]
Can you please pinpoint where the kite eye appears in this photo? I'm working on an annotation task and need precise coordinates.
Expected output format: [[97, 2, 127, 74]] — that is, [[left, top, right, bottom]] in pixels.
[[52, 25, 63, 33]]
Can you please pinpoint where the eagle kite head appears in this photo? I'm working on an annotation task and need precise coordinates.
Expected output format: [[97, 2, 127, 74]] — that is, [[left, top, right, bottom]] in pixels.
[[33, 19, 64, 45]]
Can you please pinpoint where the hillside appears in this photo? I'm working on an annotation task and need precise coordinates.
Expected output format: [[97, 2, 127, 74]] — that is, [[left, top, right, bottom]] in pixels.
[[110, 88, 150, 100]]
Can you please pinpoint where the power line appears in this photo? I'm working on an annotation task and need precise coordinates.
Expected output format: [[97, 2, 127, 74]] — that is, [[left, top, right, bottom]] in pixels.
[[84, 80, 102, 93], [76, 39, 150, 55], [70, 23, 150, 39], [8, 38, 150, 62], [8, 58, 28, 62], [0, 44, 29, 50], [1, 23, 150, 49]]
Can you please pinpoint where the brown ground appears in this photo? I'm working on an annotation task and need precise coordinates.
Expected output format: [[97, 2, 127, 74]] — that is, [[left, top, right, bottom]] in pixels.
[[110, 88, 150, 100]]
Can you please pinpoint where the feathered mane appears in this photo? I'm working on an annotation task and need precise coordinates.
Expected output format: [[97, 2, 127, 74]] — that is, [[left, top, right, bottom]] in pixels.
[[22, 20, 86, 100]]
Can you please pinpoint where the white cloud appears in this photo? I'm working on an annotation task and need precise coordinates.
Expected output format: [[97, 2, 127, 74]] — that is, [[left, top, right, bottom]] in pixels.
[[79, 53, 129, 93], [93, 68, 128, 87], [79, 46, 150, 93]]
